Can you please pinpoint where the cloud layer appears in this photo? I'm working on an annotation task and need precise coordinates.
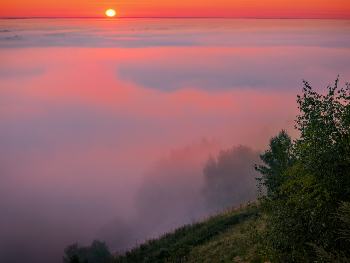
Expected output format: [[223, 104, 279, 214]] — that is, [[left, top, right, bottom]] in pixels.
[[1, 18, 349, 263]]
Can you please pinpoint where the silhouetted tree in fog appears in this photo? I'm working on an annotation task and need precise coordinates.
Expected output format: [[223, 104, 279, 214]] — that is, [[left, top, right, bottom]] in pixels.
[[63, 239, 110, 263], [69, 255, 86, 263], [201, 145, 261, 212]]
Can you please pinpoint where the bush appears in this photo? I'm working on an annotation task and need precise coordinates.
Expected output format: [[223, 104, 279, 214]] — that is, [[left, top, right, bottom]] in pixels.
[[256, 78, 350, 262]]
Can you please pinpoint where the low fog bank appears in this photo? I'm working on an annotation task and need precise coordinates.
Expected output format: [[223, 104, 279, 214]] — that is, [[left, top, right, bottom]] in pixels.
[[96, 138, 222, 252], [0, 139, 262, 263], [96, 141, 262, 254]]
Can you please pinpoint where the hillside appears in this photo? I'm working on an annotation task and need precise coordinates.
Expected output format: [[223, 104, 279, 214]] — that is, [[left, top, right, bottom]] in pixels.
[[64, 79, 350, 263], [112, 203, 264, 263]]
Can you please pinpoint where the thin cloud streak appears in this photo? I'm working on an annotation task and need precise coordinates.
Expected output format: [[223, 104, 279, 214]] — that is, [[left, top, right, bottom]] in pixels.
[[0, 19, 349, 49]]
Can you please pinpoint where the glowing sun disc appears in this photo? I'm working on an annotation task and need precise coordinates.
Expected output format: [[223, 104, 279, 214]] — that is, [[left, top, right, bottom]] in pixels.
[[106, 9, 116, 17]]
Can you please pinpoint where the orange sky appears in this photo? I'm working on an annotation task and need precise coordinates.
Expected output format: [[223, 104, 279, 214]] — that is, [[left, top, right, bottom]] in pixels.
[[1, 0, 349, 18]]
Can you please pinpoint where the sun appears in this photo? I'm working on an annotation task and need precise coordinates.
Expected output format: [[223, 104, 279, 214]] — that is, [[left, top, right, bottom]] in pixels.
[[106, 9, 116, 17]]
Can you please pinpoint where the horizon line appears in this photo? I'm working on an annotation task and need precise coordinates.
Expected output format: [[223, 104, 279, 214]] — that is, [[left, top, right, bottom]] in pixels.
[[1, 16, 350, 20]]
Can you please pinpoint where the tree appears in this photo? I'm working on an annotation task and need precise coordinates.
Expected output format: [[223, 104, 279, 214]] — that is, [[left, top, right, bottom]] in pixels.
[[63, 240, 110, 263], [201, 145, 261, 212], [255, 129, 296, 199], [312, 201, 350, 262], [63, 243, 84, 263], [69, 255, 81, 263], [294, 78, 350, 206], [256, 78, 350, 262], [89, 239, 111, 263]]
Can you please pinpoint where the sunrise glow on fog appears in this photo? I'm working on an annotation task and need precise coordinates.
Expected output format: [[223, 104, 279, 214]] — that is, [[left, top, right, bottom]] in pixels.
[[1, 0, 350, 262]]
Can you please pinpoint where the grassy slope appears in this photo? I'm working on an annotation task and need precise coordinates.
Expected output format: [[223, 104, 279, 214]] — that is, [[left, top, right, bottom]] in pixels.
[[185, 214, 265, 263], [113, 204, 264, 263]]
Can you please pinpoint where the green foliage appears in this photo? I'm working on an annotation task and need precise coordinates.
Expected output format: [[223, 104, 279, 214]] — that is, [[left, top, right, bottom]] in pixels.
[[294, 78, 350, 205], [63, 240, 110, 263], [337, 201, 350, 242], [255, 129, 296, 200], [185, 214, 266, 263], [256, 77, 350, 262], [168, 245, 191, 262], [310, 201, 350, 262], [112, 205, 259, 263]]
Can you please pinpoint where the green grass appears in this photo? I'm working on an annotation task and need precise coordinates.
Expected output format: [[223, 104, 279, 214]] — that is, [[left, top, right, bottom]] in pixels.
[[185, 214, 266, 263], [112, 204, 263, 263]]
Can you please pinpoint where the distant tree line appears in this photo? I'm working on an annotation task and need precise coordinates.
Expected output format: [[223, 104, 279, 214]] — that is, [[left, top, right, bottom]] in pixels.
[[63, 239, 111, 263], [201, 145, 261, 212]]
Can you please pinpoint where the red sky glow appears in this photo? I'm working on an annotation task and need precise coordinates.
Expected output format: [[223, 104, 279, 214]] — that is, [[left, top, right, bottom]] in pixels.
[[1, 0, 349, 18]]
